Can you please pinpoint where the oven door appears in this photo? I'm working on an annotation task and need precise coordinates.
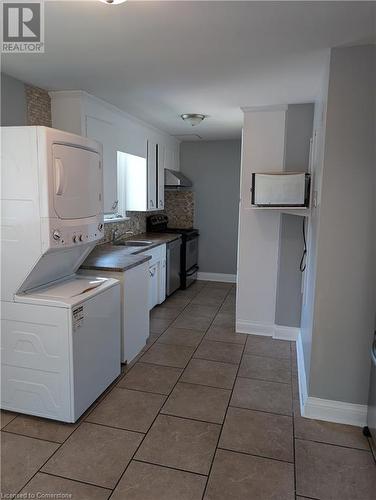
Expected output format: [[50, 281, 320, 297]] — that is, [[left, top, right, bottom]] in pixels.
[[185, 236, 199, 272]]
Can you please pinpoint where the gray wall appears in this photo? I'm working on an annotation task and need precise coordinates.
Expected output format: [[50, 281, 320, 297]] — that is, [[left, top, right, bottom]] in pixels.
[[1, 73, 27, 126], [180, 140, 241, 275], [309, 45, 375, 405], [275, 104, 314, 327]]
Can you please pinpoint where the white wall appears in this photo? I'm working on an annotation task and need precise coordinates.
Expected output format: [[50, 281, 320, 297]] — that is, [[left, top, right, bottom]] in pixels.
[[236, 106, 287, 335]]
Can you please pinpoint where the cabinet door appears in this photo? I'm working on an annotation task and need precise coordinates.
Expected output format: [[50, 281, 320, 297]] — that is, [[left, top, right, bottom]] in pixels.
[[157, 144, 165, 210], [158, 244, 167, 303], [147, 140, 157, 211], [86, 116, 118, 214], [148, 263, 159, 310]]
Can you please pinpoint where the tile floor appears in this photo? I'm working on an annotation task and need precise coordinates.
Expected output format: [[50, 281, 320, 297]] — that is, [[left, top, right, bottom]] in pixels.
[[1, 280, 375, 499]]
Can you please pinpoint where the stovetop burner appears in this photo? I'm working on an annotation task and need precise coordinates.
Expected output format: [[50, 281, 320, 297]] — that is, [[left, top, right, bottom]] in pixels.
[[146, 214, 198, 238]]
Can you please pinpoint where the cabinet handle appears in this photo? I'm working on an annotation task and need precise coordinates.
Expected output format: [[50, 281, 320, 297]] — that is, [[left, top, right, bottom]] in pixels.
[[150, 200, 154, 207], [149, 268, 156, 277]]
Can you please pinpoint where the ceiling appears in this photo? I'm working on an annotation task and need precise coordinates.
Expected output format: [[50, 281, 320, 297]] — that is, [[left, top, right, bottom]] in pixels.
[[3, 1, 375, 140]]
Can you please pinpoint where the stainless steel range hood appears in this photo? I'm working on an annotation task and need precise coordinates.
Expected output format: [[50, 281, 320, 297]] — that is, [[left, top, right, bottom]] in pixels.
[[165, 169, 192, 188]]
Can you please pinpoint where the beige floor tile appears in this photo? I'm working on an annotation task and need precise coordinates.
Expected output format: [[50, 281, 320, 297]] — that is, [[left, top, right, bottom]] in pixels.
[[162, 382, 230, 424], [172, 313, 213, 331], [151, 307, 182, 321], [212, 312, 235, 328], [205, 325, 246, 345], [184, 304, 220, 318], [245, 335, 291, 359], [0, 410, 17, 429], [140, 343, 195, 368], [3, 414, 78, 443], [204, 449, 294, 500], [111, 461, 206, 500], [294, 412, 369, 450], [219, 407, 293, 462], [181, 358, 237, 389], [191, 294, 224, 306], [231, 377, 292, 415], [86, 388, 166, 433], [161, 296, 191, 309], [158, 327, 205, 347], [1, 432, 59, 495], [218, 305, 236, 314], [42, 422, 142, 488], [20, 473, 111, 500], [135, 414, 220, 474], [295, 439, 376, 500], [118, 363, 182, 395], [150, 317, 174, 334], [292, 372, 300, 400], [239, 354, 291, 384], [194, 340, 243, 364]]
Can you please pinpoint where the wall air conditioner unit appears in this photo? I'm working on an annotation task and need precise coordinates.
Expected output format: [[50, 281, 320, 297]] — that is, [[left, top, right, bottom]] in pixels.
[[251, 173, 310, 208]]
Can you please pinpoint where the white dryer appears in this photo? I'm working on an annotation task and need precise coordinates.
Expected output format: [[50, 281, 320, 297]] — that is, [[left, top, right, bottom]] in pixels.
[[2, 276, 120, 422], [1, 126, 121, 422]]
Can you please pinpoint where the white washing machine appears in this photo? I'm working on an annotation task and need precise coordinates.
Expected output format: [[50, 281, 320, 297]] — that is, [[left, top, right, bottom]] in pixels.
[[2, 276, 120, 422], [1, 126, 121, 422]]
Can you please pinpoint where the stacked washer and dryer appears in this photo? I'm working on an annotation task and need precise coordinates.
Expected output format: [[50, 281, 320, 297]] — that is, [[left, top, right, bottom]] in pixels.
[[1, 126, 121, 423]]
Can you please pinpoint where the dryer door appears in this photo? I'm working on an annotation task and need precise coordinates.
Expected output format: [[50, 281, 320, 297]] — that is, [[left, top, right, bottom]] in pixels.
[[52, 144, 102, 220]]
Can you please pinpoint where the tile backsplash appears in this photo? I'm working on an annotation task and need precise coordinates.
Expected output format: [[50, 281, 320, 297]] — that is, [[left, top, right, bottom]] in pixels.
[[25, 85, 52, 127], [165, 190, 194, 229], [103, 212, 147, 243], [103, 190, 195, 243]]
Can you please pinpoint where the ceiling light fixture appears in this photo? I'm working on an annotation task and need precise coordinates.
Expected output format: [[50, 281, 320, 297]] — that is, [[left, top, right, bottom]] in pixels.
[[181, 114, 207, 127], [100, 0, 127, 5]]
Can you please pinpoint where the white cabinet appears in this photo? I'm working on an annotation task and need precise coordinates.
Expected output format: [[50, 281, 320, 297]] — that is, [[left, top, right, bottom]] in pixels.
[[79, 262, 150, 364], [147, 140, 158, 210], [86, 116, 118, 213], [157, 144, 165, 210], [122, 140, 165, 212], [148, 263, 159, 310], [146, 244, 166, 310]]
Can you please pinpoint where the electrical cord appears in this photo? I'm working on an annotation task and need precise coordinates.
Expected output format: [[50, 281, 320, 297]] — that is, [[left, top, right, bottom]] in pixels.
[[299, 217, 307, 272]]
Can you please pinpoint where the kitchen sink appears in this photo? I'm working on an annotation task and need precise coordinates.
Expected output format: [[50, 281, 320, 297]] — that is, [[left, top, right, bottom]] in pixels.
[[114, 240, 153, 247]]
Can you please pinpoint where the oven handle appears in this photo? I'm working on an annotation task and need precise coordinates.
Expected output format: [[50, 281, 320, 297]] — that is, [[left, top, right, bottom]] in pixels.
[[186, 265, 199, 277]]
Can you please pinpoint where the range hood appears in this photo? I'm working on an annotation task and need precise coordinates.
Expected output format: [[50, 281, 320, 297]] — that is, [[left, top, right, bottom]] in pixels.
[[164, 168, 192, 188]]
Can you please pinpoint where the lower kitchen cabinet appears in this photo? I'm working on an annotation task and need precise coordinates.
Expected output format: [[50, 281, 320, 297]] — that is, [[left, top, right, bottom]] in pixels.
[[146, 244, 166, 310], [79, 261, 150, 364]]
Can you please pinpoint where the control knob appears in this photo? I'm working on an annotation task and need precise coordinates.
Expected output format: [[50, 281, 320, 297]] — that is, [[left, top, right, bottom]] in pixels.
[[52, 230, 61, 241]]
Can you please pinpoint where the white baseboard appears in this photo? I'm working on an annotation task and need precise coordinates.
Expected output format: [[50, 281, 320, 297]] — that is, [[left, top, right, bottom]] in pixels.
[[303, 397, 368, 428], [236, 320, 274, 336], [236, 321, 299, 341], [296, 332, 367, 427], [197, 272, 236, 283], [296, 332, 308, 409], [273, 325, 300, 341]]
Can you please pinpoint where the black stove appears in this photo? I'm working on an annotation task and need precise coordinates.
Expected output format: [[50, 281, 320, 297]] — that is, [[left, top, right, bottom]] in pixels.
[[147, 215, 199, 290]]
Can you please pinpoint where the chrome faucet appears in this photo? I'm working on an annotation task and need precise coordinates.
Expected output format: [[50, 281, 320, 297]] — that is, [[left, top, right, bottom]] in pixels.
[[111, 228, 134, 243]]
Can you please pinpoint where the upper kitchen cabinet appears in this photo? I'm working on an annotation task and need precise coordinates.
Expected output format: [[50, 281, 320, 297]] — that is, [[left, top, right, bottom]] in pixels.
[[86, 116, 118, 213], [49, 90, 180, 216], [117, 140, 165, 212]]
